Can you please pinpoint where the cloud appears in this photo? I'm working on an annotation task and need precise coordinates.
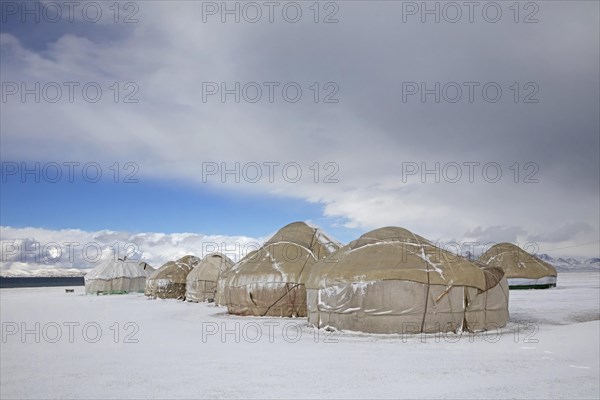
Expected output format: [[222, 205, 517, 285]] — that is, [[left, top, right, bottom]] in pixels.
[[528, 222, 594, 243], [1, 1, 598, 257], [463, 225, 527, 244]]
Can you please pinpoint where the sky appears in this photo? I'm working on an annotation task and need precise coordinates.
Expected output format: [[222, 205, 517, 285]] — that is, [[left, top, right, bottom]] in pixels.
[[1, 0, 599, 271]]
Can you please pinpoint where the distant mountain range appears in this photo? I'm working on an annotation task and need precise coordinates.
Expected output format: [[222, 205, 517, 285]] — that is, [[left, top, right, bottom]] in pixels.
[[535, 254, 600, 272], [0, 268, 89, 278], [453, 252, 598, 273], [1, 254, 598, 277]]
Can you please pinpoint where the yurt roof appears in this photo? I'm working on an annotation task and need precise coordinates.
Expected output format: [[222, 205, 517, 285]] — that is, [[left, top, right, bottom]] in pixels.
[[148, 255, 200, 281], [139, 261, 155, 271], [85, 258, 151, 281], [478, 243, 557, 279], [264, 221, 342, 258], [303, 226, 488, 291], [227, 221, 341, 285], [187, 253, 234, 282]]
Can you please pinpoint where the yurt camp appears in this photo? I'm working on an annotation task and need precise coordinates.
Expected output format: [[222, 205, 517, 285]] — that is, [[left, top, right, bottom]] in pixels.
[[302, 227, 509, 334], [478, 243, 558, 289], [186, 253, 234, 303], [85, 257, 153, 295], [145, 255, 200, 299], [223, 221, 341, 317]]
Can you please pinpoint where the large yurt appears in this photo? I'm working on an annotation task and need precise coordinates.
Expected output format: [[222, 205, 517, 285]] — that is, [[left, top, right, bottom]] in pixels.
[[302, 227, 509, 334], [145, 255, 199, 299], [85, 257, 152, 295], [223, 221, 341, 317], [186, 253, 234, 303], [478, 243, 557, 289]]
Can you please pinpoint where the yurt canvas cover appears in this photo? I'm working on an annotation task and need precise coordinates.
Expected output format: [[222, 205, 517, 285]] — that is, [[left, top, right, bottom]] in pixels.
[[186, 253, 234, 303], [303, 227, 509, 334], [139, 261, 154, 272], [478, 243, 557, 289], [85, 258, 151, 295], [146, 255, 199, 299], [224, 221, 341, 317]]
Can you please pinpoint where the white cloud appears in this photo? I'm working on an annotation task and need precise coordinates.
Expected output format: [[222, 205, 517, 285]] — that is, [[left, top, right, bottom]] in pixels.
[[0, 226, 263, 273]]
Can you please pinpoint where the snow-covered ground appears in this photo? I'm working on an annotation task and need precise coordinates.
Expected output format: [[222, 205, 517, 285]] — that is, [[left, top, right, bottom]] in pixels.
[[1, 273, 598, 399]]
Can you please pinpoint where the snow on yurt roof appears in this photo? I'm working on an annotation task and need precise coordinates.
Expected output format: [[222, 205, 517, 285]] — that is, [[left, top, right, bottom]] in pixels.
[[85, 257, 151, 281], [263, 221, 341, 258], [148, 255, 200, 282], [227, 221, 341, 285], [186, 253, 234, 283], [303, 226, 488, 291], [478, 243, 557, 279]]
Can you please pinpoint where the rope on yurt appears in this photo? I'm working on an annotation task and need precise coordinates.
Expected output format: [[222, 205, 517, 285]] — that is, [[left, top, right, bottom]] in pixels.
[[260, 228, 320, 317], [260, 283, 302, 316], [411, 232, 431, 333], [297, 227, 319, 282], [494, 270, 510, 327]]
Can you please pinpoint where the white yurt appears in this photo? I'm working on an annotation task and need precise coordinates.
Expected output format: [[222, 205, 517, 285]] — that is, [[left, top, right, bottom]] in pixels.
[[85, 257, 152, 295]]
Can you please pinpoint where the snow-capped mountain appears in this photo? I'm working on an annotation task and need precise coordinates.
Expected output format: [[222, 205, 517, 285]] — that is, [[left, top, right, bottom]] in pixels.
[[536, 254, 600, 272], [0, 268, 89, 278]]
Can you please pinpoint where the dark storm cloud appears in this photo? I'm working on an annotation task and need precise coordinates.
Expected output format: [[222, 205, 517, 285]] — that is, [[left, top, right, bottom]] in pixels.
[[528, 221, 594, 243], [224, 1, 599, 190]]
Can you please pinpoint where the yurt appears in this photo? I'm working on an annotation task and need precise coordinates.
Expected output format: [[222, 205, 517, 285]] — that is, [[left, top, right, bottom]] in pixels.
[[478, 243, 557, 289], [302, 227, 509, 334], [224, 221, 341, 317], [186, 253, 234, 303], [145, 255, 199, 299], [85, 257, 152, 295]]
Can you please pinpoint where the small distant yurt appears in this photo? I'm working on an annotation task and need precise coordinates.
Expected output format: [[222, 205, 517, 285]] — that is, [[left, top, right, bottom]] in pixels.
[[478, 243, 557, 289], [85, 257, 151, 295], [186, 253, 234, 303], [145, 255, 199, 299], [303, 227, 509, 334], [224, 221, 341, 317]]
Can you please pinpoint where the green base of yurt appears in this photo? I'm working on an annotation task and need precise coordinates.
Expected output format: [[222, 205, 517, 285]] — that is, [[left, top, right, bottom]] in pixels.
[[509, 283, 556, 290]]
